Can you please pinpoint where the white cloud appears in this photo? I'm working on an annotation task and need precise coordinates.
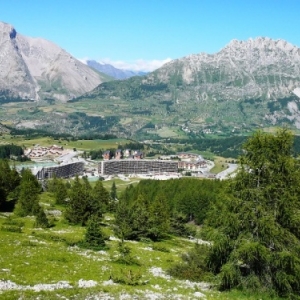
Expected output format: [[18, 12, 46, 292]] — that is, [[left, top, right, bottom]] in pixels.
[[97, 58, 172, 72]]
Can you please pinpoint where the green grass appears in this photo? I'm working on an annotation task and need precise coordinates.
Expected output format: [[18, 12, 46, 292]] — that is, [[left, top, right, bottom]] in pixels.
[[210, 156, 228, 174], [0, 205, 285, 299], [0, 135, 128, 152]]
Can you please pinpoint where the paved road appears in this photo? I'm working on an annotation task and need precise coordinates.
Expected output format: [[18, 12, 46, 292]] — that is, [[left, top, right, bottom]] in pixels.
[[216, 164, 238, 180]]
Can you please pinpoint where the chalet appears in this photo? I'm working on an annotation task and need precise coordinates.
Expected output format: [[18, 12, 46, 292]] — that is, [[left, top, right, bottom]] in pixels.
[[133, 151, 143, 159], [115, 149, 123, 160], [102, 150, 111, 160], [123, 149, 131, 157]]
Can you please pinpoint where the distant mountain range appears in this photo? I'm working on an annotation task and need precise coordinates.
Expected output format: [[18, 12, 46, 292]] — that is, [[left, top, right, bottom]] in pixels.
[[1, 20, 300, 138], [0, 21, 111, 102], [86, 60, 147, 80], [77, 37, 300, 137]]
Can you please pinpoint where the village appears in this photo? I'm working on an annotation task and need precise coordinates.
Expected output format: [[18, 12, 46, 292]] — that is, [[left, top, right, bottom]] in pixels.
[[22, 144, 227, 181]]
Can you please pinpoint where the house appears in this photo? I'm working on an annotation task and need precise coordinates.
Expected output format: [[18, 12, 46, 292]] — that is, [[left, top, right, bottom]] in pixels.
[[133, 151, 143, 159], [102, 150, 111, 160], [123, 149, 131, 157], [115, 149, 123, 160]]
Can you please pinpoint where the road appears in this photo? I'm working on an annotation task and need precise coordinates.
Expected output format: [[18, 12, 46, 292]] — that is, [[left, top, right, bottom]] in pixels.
[[215, 164, 238, 180]]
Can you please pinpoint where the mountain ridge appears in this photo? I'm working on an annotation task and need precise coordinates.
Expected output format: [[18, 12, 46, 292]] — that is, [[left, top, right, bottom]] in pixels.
[[77, 37, 300, 137], [86, 60, 147, 80], [0, 21, 111, 102]]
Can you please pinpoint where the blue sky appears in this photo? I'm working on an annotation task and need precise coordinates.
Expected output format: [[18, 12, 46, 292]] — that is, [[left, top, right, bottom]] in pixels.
[[1, 0, 299, 71]]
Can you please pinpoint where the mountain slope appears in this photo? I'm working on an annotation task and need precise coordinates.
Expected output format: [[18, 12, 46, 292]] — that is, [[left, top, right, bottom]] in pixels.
[[78, 37, 300, 137], [0, 22, 111, 102], [86, 60, 147, 80]]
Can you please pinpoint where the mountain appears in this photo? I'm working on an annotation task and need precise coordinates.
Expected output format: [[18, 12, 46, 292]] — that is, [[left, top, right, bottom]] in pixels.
[[77, 37, 300, 138], [0, 22, 111, 102], [86, 60, 147, 80]]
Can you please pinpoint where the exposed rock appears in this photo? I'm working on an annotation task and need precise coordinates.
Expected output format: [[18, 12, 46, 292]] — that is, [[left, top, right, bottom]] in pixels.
[[0, 21, 110, 102], [85, 37, 300, 133]]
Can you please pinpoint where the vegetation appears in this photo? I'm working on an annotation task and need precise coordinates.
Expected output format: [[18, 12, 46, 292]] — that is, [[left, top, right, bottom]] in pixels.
[[172, 129, 300, 298], [0, 128, 299, 298], [206, 129, 300, 297], [0, 144, 29, 161]]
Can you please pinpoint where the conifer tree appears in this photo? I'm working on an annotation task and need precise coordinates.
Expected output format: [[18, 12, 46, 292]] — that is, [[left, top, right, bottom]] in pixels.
[[0, 160, 21, 209], [54, 179, 68, 205], [91, 180, 110, 215], [83, 214, 106, 250], [14, 169, 40, 217], [130, 194, 150, 239], [110, 181, 117, 200], [205, 129, 300, 297], [115, 191, 133, 241], [148, 193, 170, 241], [35, 206, 49, 228], [65, 176, 90, 225]]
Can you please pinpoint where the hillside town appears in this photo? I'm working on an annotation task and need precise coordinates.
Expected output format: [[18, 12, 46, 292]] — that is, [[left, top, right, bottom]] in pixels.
[[21, 144, 230, 181]]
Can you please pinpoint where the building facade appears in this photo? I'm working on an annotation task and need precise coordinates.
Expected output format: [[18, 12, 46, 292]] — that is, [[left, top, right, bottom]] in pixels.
[[98, 159, 178, 175], [33, 161, 84, 180]]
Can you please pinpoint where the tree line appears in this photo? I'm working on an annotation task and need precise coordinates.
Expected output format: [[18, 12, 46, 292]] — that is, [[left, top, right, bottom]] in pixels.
[[1, 128, 300, 297]]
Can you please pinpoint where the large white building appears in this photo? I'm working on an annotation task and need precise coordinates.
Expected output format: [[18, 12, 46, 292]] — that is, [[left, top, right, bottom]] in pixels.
[[32, 161, 84, 180], [98, 159, 178, 175]]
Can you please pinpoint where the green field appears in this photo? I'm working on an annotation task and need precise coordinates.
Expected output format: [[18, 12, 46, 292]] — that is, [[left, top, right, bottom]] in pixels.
[[0, 135, 128, 152], [0, 208, 283, 300]]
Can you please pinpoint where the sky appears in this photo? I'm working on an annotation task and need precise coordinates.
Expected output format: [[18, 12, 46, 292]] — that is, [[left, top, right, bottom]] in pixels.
[[1, 0, 299, 72]]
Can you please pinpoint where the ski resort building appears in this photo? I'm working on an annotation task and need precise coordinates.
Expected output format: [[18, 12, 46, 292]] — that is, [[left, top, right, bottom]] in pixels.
[[32, 161, 84, 180], [98, 159, 178, 175]]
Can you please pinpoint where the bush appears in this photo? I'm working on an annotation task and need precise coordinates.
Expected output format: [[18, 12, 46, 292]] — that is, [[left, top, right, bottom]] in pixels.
[[111, 269, 147, 286], [0, 225, 22, 233], [114, 242, 141, 266]]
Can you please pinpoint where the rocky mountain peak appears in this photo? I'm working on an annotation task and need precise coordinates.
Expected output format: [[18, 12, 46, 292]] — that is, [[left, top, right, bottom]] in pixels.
[[0, 21, 110, 102], [0, 21, 17, 40], [224, 37, 299, 54]]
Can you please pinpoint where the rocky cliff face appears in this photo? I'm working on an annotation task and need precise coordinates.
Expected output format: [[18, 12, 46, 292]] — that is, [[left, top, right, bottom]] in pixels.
[[151, 37, 300, 102], [85, 37, 300, 134], [0, 22, 109, 102]]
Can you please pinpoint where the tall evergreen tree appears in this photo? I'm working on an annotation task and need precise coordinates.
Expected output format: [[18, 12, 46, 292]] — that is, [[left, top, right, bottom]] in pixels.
[[14, 169, 40, 217], [205, 129, 300, 297], [91, 180, 110, 215], [130, 194, 150, 239], [35, 205, 49, 228], [0, 160, 21, 209], [110, 181, 117, 200], [54, 179, 68, 205], [115, 189, 133, 241], [148, 193, 170, 241], [65, 176, 90, 225], [83, 214, 106, 250]]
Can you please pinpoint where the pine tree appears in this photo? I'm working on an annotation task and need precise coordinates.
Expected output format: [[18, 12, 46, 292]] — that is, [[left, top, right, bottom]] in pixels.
[[65, 176, 90, 225], [35, 206, 49, 228], [0, 160, 21, 209], [83, 214, 106, 250], [130, 194, 150, 240], [148, 193, 170, 241], [54, 179, 68, 205], [14, 169, 40, 217], [115, 192, 133, 241], [110, 181, 117, 200], [205, 129, 300, 297], [91, 180, 110, 215]]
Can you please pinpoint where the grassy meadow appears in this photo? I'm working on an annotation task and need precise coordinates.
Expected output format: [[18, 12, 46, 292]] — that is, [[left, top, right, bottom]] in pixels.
[[0, 200, 284, 300]]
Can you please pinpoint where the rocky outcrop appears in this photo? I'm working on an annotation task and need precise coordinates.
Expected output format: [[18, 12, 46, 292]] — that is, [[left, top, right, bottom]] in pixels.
[[151, 37, 300, 102], [0, 21, 110, 102], [85, 37, 300, 133]]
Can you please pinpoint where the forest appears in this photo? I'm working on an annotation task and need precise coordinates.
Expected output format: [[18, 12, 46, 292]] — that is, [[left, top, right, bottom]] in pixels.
[[1, 128, 300, 298]]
